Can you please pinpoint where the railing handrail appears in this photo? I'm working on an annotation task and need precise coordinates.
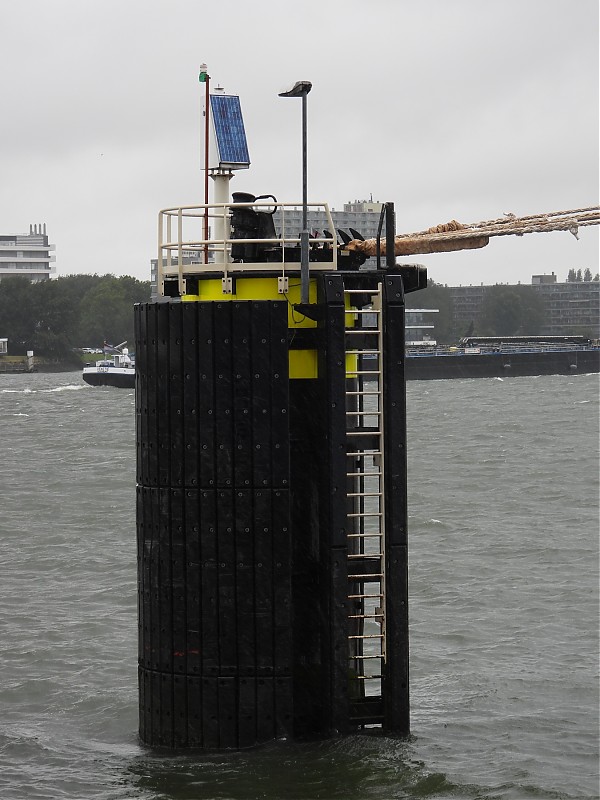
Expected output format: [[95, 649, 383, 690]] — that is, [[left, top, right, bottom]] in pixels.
[[157, 201, 339, 296]]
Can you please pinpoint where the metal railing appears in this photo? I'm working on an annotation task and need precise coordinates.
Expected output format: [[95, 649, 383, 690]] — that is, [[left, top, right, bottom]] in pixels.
[[157, 201, 340, 296]]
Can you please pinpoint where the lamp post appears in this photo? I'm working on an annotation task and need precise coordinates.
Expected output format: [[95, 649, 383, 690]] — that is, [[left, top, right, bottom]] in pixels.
[[199, 64, 210, 264], [279, 80, 312, 305]]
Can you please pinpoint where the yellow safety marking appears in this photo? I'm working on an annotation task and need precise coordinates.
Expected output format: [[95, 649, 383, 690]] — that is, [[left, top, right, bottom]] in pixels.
[[182, 277, 357, 379], [182, 277, 317, 328]]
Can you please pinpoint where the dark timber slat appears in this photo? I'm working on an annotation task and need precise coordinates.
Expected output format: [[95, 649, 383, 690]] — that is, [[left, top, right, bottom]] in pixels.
[[197, 304, 215, 490], [234, 490, 256, 673], [200, 489, 218, 675], [382, 273, 410, 735], [318, 274, 351, 735], [231, 302, 252, 487]]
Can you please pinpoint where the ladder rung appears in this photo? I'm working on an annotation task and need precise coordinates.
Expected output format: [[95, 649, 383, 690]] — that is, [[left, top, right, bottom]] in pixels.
[[347, 533, 383, 538], [348, 574, 383, 580], [347, 492, 382, 498], [346, 349, 380, 355], [348, 634, 384, 640], [346, 451, 382, 457], [352, 675, 383, 680], [349, 654, 384, 660], [347, 512, 383, 519], [346, 471, 381, 477], [348, 554, 383, 560], [348, 593, 384, 599], [348, 612, 384, 618]]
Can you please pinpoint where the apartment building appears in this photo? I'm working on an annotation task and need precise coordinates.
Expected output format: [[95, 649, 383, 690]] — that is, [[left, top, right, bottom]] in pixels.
[[0, 224, 56, 282], [273, 199, 385, 242], [448, 276, 599, 337], [534, 276, 599, 336]]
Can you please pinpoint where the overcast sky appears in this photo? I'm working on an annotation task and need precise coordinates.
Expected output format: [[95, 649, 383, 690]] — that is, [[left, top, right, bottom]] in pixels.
[[1, 0, 598, 287]]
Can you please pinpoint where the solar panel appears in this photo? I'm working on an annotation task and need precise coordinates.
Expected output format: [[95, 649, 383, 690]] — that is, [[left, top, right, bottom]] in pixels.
[[210, 94, 250, 169]]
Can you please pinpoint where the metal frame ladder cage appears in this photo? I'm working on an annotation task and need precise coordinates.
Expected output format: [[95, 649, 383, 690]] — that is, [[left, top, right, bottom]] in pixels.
[[341, 273, 410, 730], [346, 284, 387, 713]]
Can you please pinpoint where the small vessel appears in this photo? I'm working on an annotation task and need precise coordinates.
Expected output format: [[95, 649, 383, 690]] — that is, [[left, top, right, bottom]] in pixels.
[[82, 343, 135, 388]]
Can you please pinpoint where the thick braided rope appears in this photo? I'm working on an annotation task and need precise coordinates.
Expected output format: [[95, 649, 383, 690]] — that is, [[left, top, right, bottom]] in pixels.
[[347, 207, 600, 255]]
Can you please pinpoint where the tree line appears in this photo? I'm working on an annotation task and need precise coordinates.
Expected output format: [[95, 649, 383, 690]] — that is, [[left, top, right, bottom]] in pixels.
[[566, 268, 596, 282], [1, 269, 597, 357], [0, 274, 150, 363]]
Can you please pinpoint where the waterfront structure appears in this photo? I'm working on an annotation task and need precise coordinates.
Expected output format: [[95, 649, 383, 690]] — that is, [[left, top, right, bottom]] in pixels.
[[448, 276, 599, 337], [406, 308, 438, 345], [0, 224, 55, 282]]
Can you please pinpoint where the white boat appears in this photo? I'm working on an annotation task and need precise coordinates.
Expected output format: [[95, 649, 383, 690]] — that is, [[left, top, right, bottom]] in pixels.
[[82, 344, 135, 388]]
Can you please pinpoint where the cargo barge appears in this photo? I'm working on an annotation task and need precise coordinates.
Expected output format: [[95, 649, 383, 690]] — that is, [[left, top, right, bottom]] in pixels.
[[403, 336, 600, 380]]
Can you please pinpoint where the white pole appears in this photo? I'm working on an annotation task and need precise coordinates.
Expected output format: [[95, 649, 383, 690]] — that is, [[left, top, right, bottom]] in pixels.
[[212, 171, 232, 264]]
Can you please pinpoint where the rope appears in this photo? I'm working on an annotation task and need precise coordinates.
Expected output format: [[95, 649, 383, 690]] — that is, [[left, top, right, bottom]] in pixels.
[[416, 207, 600, 240], [347, 206, 600, 257]]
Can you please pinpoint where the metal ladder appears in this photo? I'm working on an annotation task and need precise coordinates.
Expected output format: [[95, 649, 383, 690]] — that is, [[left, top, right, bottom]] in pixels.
[[344, 283, 386, 725]]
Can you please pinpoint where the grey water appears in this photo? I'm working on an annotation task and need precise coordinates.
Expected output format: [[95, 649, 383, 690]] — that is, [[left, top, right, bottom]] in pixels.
[[0, 371, 598, 800]]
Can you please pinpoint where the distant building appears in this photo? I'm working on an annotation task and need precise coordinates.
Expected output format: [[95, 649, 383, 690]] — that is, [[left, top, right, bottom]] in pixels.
[[150, 252, 203, 299], [0, 224, 56, 282], [274, 199, 384, 242], [534, 278, 599, 336], [359, 307, 438, 345], [448, 276, 599, 337], [447, 284, 487, 332], [406, 309, 439, 345], [532, 272, 558, 285]]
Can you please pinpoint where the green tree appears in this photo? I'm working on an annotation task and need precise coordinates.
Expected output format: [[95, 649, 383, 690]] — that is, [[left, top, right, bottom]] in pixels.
[[0, 273, 151, 360], [566, 269, 577, 282], [0, 276, 36, 353], [583, 268, 592, 282], [30, 279, 80, 361], [77, 275, 150, 346]]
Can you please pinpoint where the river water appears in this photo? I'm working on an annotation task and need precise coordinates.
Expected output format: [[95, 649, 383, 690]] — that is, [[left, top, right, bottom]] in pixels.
[[0, 371, 598, 800]]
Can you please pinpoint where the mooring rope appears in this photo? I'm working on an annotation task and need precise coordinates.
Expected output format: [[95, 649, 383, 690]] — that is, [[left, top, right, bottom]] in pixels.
[[346, 206, 600, 256]]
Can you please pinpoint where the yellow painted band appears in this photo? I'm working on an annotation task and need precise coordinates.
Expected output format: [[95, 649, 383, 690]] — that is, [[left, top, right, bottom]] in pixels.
[[182, 277, 317, 329], [182, 278, 356, 379]]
